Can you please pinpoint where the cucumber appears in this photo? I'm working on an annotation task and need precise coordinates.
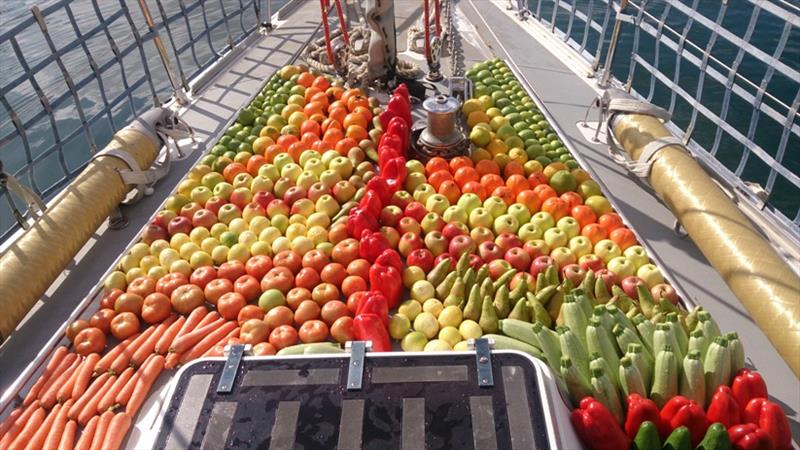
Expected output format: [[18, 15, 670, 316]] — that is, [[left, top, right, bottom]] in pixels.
[[560, 356, 593, 407], [679, 350, 706, 407], [650, 344, 678, 408], [482, 334, 543, 359], [703, 336, 731, 403], [695, 422, 732, 450], [632, 420, 661, 450], [662, 426, 691, 450], [498, 319, 540, 348]]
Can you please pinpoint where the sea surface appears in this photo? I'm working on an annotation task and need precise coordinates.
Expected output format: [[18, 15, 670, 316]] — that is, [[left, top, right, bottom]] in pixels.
[[0, 0, 798, 239]]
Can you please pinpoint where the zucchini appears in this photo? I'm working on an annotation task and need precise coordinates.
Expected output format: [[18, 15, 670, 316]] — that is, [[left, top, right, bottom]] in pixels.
[[650, 344, 678, 408], [653, 323, 683, 361], [586, 317, 620, 386], [276, 342, 342, 355], [612, 323, 650, 364], [626, 343, 652, 393], [574, 289, 594, 318], [558, 326, 590, 384], [632, 314, 655, 354], [606, 304, 636, 335], [561, 296, 589, 349], [703, 336, 731, 403], [695, 311, 721, 342], [619, 355, 647, 398], [560, 356, 593, 407], [679, 350, 706, 408], [498, 319, 540, 348], [532, 322, 562, 373], [482, 334, 543, 359], [725, 332, 745, 374], [688, 329, 709, 362], [589, 366, 624, 424], [665, 312, 688, 355]]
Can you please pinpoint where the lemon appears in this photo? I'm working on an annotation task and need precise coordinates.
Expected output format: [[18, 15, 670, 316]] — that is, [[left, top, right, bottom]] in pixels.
[[389, 314, 412, 340], [438, 327, 462, 347], [398, 300, 423, 321], [487, 139, 508, 156], [401, 331, 428, 352], [423, 339, 453, 352], [413, 312, 440, 339], [459, 320, 483, 340], [462, 98, 484, 116]]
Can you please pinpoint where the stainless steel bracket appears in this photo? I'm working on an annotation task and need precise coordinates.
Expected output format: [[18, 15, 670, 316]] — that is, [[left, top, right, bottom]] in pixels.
[[345, 340, 371, 390], [216, 344, 250, 393], [468, 338, 494, 387]]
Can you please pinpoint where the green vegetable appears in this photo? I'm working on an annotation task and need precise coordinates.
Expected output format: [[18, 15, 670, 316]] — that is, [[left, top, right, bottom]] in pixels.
[[679, 350, 706, 407], [695, 311, 721, 342], [586, 317, 620, 385], [558, 326, 590, 383], [725, 332, 745, 374], [479, 296, 499, 334], [626, 343, 653, 392], [662, 426, 691, 450], [619, 355, 647, 398], [703, 336, 731, 403], [695, 422, 732, 450], [562, 295, 589, 349], [482, 334, 542, 359], [561, 356, 593, 407], [666, 313, 688, 355], [613, 323, 650, 363], [688, 329, 709, 362], [590, 366, 624, 424], [653, 323, 683, 361], [633, 314, 655, 354], [574, 288, 594, 318], [651, 344, 678, 408], [276, 342, 342, 355], [498, 319, 539, 348], [606, 304, 636, 335], [632, 420, 661, 450], [532, 322, 561, 373]]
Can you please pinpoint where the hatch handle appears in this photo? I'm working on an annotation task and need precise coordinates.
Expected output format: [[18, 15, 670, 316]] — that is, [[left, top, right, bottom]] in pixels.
[[216, 344, 250, 394], [468, 338, 495, 387], [345, 340, 371, 391]]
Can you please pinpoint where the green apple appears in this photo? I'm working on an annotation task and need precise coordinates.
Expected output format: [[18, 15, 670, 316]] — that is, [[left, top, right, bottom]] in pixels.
[[232, 172, 253, 189], [250, 175, 274, 193], [228, 243, 250, 262], [530, 211, 555, 231], [413, 184, 436, 205], [470, 226, 495, 245], [315, 194, 339, 217], [405, 172, 427, 191], [469, 127, 491, 147], [321, 150, 339, 167], [273, 153, 293, 171], [425, 194, 450, 216], [406, 159, 425, 174], [607, 256, 636, 278], [303, 157, 326, 176], [212, 183, 233, 200], [543, 227, 568, 248], [190, 186, 213, 205], [469, 208, 494, 229], [578, 180, 602, 199], [443, 205, 468, 224], [280, 163, 302, 181], [329, 156, 354, 178], [401, 331, 428, 351], [483, 196, 508, 218], [258, 289, 287, 312], [624, 245, 650, 269], [421, 212, 445, 234], [556, 216, 580, 239], [507, 203, 531, 224], [257, 163, 280, 182], [271, 214, 289, 233], [457, 193, 483, 214], [568, 236, 593, 258], [493, 214, 520, 235], [299, 150, 321, 166], [637, 264, 664, 287], [259, 226, 281, 244], [550, 247, 576, 268], [319, 169, 342, 189], [201, 172, 224, 189], [285, 223, 307, 240], [518, 223, 543, 242], [585, 195, 613, 216], [594, 239, 622, 263]]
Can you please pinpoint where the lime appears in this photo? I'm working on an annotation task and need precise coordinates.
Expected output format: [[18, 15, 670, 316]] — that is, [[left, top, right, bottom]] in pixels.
[[549, 170, 578, 195]]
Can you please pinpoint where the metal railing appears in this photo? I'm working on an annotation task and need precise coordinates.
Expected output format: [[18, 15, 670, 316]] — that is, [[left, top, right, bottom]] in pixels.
[[514, 0, 800, 239], [0, 0, 277, 242]]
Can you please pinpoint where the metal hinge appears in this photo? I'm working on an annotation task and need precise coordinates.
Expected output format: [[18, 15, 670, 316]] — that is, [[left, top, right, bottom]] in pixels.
[[345, 340, 371, 391], [468, 338, 494, 387], [216, 344, 250, 393]]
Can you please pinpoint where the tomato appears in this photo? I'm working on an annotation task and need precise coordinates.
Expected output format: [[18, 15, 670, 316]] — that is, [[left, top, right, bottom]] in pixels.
[[320, 300, 349, 326], [234, 275, 261, 302], [155, 273, 189, 297], [260, 267, 294, 294], [301, 249, 329, 272], [294, 300, 321, 325], [273, 250, 302, 274], [114, 293, 144, 316], [311, 283, 340, 305], [268, 325, 298, 350], [341, 275, 367, 297], [346, 258, 370, 279], [298, 320, 329, 343], [90, 309, 116, 335], [74, 327, 106, 356], [329, 223, 349, 244], [597, 212, 624, 234], [110, 312, 140, 340], [218, 260, 247, 282], [66, 319, 90, 343], [127, 276, 156, 298], [320, 263, 347, 286], [252, 342, 277, 356], [245, 255, 273, 279], [346, 291, 367, 314], [330, 316, 355, 344], [100, 288, 123, 309], [204, 278, 234, 305], [141, 293, 172, 324], [286, 287, 312, 310], [216, 292, 246, 321], [170, 284, 205, 314], [240, 318, 271, 344], [294, 267, 321, 290], [190, 266, 217, 289], [237, 304, 264, 325], [264, 305, 294, 329], [331, 239, 359, 265]]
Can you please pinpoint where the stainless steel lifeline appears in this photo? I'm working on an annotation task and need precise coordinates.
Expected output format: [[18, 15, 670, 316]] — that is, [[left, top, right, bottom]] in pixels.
[[0, 0, 274, 241], [509, 0, 800, 239]]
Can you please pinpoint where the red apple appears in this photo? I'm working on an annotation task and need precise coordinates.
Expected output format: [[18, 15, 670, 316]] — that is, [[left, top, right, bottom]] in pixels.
[[267, 199, 290, 217], [404, 201, 427, 223], [495, 233, 523, 253], [468, 254, 483, 269], [229, 188, 253, 210], [578, 254, 604, 273], [433, 253, 457, 272], [283, 186, 307, 206], [448, 235, 476, 259], [478, 241, 504, 262], [205, 196, 226, 215], [397, 217, 422, 236], [621, 276, 646, 299], [423, 231, 449, 256], [253, 191, 274, 209], [595, 269, 618, 292], [167, 216, 193, 236], [179, 202, 202, 220], [651, 283, 679, 305], [243, 203, 266, 219], [380, 205, 404, 227], [522, 240, 548, 261], [380, 226, 401, 249], [530, 255, 555, 278], [561, 264, 587, 286], [398, 232, 424, 257], [390, 190, 413, 209], [442, 222, 468, 240], [407, 249, 434, 272], [142, 224, 168, 244], [192, 208, 217, 229], [307, 182, 331, 203], [153, 210, 176, 229], [504, 247, 532, 272], [488, 259, 513, 280]]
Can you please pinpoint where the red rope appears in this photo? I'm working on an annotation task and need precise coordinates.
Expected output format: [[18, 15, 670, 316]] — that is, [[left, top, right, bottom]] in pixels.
[[319, 0, 335, 65], [333, 0, 350, 46], [423, 0, 431, 61], [434, 0, 441, 38]]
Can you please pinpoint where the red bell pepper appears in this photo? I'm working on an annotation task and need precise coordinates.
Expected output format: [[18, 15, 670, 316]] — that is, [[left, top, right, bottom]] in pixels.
[[379, 109, 397, 130], [394, 83, 410, 102], [660, 396, 710, 447], [353, 313, 391, 352], [743, 399, 791, 450], [387, 94, 412, 129], [347, 206, 379, 238], [369, 264, 402, 308], [624, 394, 669, 439], [374, 249, 403, 272], [381, 157, 407, 192], [359, 229, 390, 262], [732, 369, 768, 416], [378, 145, 402, 169], [728, 423, 774, 450], [359, 189, 384, 218], [355, 291, 389, 326], [570, 397, 631, 450], [366, 176, 394, 205], [379, 133, 403, 154], [707, 385, 741, 428], [386, 116, 409, 152]]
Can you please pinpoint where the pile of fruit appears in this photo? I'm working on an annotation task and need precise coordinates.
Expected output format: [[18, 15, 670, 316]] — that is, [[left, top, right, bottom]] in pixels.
[[0, 59, 792, 450]]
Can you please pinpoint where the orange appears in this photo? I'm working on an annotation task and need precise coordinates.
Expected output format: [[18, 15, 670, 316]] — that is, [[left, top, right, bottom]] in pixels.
[[300, 120, 321, 138], [347, 95, 370, 112], [345, 125, 368, 141], [462, 181, 488, 200], [309, 113, 326, 124], [304, 87, 323, 103], [450, 156, 474, 172], [425, 157, 449, 176], [427, 170, 454, 190], [453, 166, 480, 187], [276, 134, 299, 150], [301, 132, 320, 147], [321, 118, 342, 133], [475, 159, 500, 176], [503, 161, 525, 178], [326, 86, 344, 101], [480, 174, 505, 194], [570, 205, 597, 228], [246, 155, 267, 175], [312, 76, 331, 91], [505, 174, 530, 196], [438, 180, 461, 204], [297, 72, 315, 88], [560, 192, 584, 209], [491, 186, 515, 205], [328, 107, 347, 125], [266, 144, 284, 162], [223, 162, 247, 183], [609, 227, 637, 250], [528, 172, 549, 187], [343, 113, 368, 129], [303, 101, 325, 118], [533, 184, 557, 203], [335, 137, 358, 155], [288, 141, 306, 161], [340, 88, 363, 107], [351, 106, 373, 122], [328, 100, 347, 112], [322, 128, 344, 148], [598, 213, 624, 234], [310, 92, 329, 110], [312, 140, 330, 153], [541, 197, 569, 221], [516, 190, 541, 213], [581, 223, 607, 244]]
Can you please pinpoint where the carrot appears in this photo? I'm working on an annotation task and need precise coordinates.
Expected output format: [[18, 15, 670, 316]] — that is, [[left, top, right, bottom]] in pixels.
[[71, 353, 100, 400], [43, 399, 72, 450], [68, 373, 110, 420], [202, 329, 241, 357], [23, 346, 68, 406], [73, 415, 98, 450], [164, 352, 182, 370], [170, 317, 225, 354], [126, 354, 165, 417], [131, 316, 175, 367], [0, 406, 22, 441], [100, 412, 131, 450], [58, 420, 77, 450], [97, 367, 134, 413], [180, 321, 238, 365], [166, 306, 208, 351], [0, 401, 39, 450], [6, 407, 44, 450], [57, 358, 84, 403], [155, 315, 185, 354], [110, 327, 154, 374], [114, 360, 145, 408], [40, 356, 80, 409], [24, 403, 59, 450], [78, 373, 116, 426], [89, 410, 113, 450], [94, 336, 134, 375]]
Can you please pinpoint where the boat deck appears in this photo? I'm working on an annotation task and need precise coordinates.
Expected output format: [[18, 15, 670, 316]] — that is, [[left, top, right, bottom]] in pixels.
[[0, 0, 797, 444]]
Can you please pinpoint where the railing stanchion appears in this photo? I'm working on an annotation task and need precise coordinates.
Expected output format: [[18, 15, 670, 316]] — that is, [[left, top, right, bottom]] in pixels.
[[135, 0, 190, 105], [598, 0, 628, 88]]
